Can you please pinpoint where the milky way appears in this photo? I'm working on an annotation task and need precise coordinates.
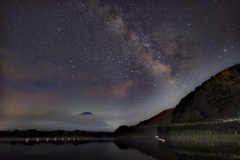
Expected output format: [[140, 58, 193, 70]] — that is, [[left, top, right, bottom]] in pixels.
[[0, 0, 240, 131]]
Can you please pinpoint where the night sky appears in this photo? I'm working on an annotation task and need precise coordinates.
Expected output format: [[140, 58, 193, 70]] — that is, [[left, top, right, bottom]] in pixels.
[[0, 0, 240, 131]]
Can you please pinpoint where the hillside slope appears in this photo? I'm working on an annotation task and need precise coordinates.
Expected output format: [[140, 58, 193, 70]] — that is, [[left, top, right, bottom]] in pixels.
[[114, 108, 174, 136], [172, 64, 240, 123], [137, 108, 174, 126]]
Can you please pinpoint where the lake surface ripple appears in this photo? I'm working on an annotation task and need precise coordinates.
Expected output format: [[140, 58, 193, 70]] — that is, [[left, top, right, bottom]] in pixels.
[[0, 138, 239, 160]]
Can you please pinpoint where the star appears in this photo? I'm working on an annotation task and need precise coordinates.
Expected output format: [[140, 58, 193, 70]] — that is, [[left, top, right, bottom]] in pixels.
[[0, 0, 239, 131]]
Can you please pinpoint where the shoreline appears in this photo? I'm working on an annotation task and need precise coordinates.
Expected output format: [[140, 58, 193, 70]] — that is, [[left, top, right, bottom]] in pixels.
[[0, 137, 116, 142], [161, 135, 240, 141], [1, 135, 239, 142]]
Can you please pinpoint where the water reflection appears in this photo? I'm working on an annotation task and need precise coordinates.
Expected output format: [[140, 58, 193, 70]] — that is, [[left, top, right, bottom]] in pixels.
[[0, 138, 239, 160], [115, 138, 178, 160], [0, 138, 155, 160], [158, 139, 240, 160], [115, 138, 240, 160]]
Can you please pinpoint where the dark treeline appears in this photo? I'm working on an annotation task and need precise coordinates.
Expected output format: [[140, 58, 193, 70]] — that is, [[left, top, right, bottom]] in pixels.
[[0, 129, 114, 138]]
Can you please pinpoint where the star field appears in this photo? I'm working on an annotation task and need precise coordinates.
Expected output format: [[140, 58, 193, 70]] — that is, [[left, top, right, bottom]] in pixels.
[[0, 0, 240, 131]]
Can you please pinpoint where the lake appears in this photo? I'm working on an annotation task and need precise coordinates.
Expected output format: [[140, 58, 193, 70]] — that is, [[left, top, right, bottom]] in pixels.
[[0, 138, 239, 160]]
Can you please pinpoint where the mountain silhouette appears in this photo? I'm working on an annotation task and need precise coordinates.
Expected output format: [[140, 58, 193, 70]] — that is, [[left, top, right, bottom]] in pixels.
[[172, 64, 240, 123], [137, 108, 174, 126], [115, 64, 240, 136], [114, 108, 174, 136], [79, 112, 93, 115], [77, 112, 113, 131]]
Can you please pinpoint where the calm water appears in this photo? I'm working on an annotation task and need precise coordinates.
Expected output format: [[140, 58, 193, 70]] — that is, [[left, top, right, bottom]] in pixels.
[[0, 138, 239, 160]]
